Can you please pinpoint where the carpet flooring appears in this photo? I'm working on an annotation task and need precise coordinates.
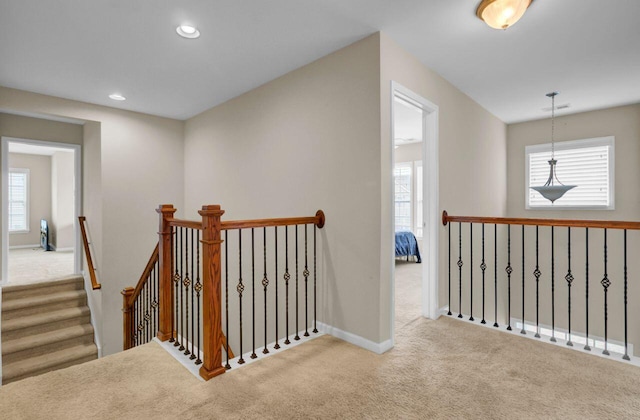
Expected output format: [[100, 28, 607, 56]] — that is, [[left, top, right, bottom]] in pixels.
[[8, 248, 74, 284], [2, 315, 640, 419], [395, 259, 422, 331]]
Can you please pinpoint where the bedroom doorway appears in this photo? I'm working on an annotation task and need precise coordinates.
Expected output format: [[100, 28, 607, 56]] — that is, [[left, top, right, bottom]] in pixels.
[[391, 82, 439, 339]]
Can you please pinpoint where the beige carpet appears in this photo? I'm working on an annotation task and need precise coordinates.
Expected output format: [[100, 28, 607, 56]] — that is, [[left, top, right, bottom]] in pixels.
[[8, 248, 74, 284], [2, 315, 640, 419], [395, 259, 422, 330]]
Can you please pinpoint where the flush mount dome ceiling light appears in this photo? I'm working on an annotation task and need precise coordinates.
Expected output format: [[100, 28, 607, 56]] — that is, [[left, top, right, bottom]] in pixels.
[[176, 25, 200, 39], [108, 93, 126, 101], [476, 0, 533, 30]]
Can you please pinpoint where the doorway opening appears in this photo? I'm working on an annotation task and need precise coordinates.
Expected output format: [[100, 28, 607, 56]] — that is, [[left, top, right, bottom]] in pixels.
[[391, 82, 439, 338], [1, 137, 82, 285]]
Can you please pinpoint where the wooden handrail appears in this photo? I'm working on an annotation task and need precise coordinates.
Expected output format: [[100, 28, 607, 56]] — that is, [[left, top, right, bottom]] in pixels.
[[167, 218, 203, 230], [442, 210, 640, 230], [78, 216, 101, 290], [127, 243, 159, 307], [222, 210, 325, 230]]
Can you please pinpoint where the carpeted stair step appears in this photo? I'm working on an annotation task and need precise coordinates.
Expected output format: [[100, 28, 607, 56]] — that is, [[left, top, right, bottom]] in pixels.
[[1, 289, 87, 320], [1, 306, 91, 341], [2, 343, 98, 385], [2, 324, 95, 364], [1, 275, 84, 300]]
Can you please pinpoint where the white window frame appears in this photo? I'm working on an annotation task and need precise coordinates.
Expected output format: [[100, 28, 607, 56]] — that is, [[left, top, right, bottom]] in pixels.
[[394, 160, 423, 236], [8, 168, 30, 233], [525, 136, 615, 210]]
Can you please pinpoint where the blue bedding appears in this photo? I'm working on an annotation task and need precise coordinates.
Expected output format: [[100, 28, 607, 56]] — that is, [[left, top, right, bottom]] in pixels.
[[395, 231, 421, 263]]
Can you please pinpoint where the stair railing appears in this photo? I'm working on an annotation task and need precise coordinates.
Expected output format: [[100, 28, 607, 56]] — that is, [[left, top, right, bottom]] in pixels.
[[123, 204, 325, 381], [442, 210, 640, 360], [78, 216, 101, 290]]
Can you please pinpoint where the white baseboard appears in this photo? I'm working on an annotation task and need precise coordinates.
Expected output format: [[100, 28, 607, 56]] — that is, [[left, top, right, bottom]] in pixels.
[[52, 246, 73, 252], [8, 244, 41, 250], [317, 322, 393, 354]]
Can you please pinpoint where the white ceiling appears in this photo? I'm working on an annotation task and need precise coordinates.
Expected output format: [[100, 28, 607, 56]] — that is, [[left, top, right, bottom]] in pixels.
[[1, 1, 639, 123]]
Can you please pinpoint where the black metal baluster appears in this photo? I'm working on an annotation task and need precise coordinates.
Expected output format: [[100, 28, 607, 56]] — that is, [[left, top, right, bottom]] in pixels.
[[534, 226, 541, 338], [274, 227, 280, 350], [602, 228, 610, 355], [506, 224, 512, 331], [238, 229, 245, 364], [295, 225, 301, 339], [285, 226, 291, 344], [623, 229, 630, 361], [225, 230, 231, 368], [178, 227, 184, 350], [521, 225, 526, 335], [195, 230, 202, 365], [152, 265, 156, 339], [190, 229, 196, 360], [184, 229, 191, 357], [494, 224, 498, 328], [304, 224, 310, 336], [251, 229, 257, 359], [458, 222, 463, 319], [448, 223, 452, 316], [566, 227, 574, 346], [313, 224, 318, 334], [145, 280, 149, 343], [481, 223, 486, 324], [263, 227, 270, 354], [550, 226, 556, 342], [584, 228, 591, 351], [147, 273, 151, 342], [171, 227, 178, 344], [469, 223, 474, 322]]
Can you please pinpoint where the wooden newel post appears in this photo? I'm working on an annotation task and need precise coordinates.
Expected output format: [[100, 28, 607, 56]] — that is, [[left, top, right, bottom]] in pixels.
[[122, 287, 134, 350], [198, 204, 226, 380], [157, 204, 177, 341]]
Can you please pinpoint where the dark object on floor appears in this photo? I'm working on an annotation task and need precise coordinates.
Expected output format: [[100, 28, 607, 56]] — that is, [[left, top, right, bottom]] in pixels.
[[40, 219, 51, 251], [395, 231, 421, 263]]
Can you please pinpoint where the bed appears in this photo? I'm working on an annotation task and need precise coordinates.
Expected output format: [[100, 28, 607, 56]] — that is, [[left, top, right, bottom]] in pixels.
[[395, 231, 421, 263]]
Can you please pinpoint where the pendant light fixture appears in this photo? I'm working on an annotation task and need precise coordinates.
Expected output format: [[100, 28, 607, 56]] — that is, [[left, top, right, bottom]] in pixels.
[[530, 92, 576, 203], [476, 0, 533, 30]]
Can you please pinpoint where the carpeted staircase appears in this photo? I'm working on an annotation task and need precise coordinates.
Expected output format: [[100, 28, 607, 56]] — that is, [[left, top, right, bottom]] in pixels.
[[1, 276, 98, 384]]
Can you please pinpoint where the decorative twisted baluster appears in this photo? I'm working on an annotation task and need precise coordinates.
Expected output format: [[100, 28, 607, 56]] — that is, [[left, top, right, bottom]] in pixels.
[[506, 224, 512, 331], [195, 230, 202, 365], [190, 230, 196, 360], [601, 229, 610, 356], [237, 229, 245, 364], [493, 224, 498, 328], [534, 226, 541, 338], [176, 227, 184, 350], [565, 227, 574, 346], [304, 225, 310, 336], [262, 227, 270, 354], [480, 223, 486, 324], [183, 228, 191, 357]]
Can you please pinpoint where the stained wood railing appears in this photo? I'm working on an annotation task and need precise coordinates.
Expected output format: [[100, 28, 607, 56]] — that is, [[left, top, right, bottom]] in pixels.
[[442, 210, 640, 361], [78, 216, 101, 290], [123, 204, 325, 381]]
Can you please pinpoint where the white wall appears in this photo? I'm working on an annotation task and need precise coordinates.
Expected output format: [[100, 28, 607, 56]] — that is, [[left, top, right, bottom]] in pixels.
[[0, 87, 185, 356], [50, 150, 75, 250]]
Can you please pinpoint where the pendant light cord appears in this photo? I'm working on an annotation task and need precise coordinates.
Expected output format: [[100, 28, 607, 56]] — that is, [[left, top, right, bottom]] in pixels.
[[551, 93, 555, 160]]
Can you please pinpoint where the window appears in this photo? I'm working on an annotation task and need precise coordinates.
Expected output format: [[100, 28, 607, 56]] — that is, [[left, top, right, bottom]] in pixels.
[[526, 137, 614, 209], [394, 163, 412, 232], [8, 168, 29, 232]]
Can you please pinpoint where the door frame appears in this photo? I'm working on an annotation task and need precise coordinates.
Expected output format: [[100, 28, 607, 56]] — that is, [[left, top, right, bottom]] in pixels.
[[1, 136, 82, 284], [390, 81, 440, 340]]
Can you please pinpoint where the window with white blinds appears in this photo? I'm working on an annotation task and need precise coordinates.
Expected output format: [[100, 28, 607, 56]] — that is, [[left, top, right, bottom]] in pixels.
[[526, 137, 614, 209], [9, 168, 29, 232]]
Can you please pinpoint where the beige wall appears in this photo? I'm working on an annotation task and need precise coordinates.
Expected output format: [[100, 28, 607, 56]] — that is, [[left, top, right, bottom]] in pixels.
[[185, 34, 382, 345], [507, 103, 640, 354], [380, 33, 508, 341], [51, 151, 75, 249], [0, 113, 83, 145], [7, 153, 52, 247], [0, 87, 185, 356]]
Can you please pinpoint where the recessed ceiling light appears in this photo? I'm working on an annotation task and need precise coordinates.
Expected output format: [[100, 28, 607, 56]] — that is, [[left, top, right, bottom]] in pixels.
[[109, 93, 126, 101], [176, 25, 200, 39]]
